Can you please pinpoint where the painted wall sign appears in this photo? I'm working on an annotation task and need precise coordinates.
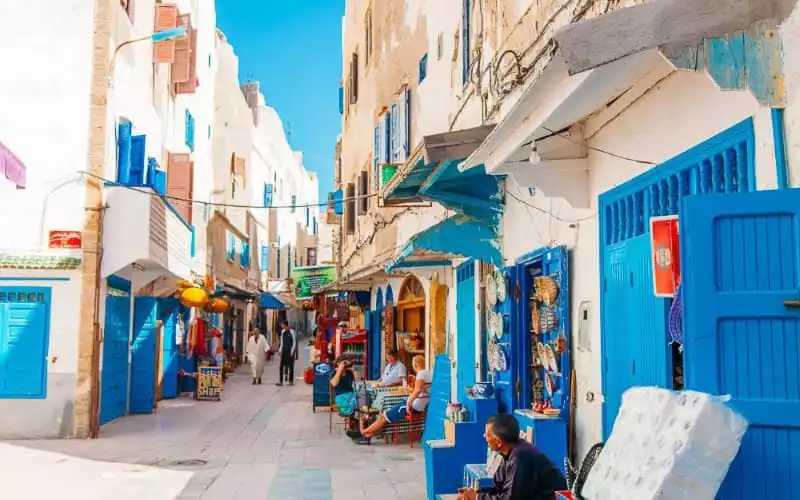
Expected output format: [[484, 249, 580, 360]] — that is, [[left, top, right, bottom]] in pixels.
[[48, 231, 82, 249], [290, 265, 338, 300], [196, 365, 221, 401], [650, 215, 680, 297]]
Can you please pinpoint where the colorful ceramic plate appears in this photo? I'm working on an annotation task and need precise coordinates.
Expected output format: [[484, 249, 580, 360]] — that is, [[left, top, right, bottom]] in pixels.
[[495, 344, 508, 372], [536, 342, 547, 367], [488, 341, 498, 371], [545, 374, 555, 397], [494, 312, 504, 339], [487, 312, 499, 338], [485, 274, 497, 306], [495, 272, 507, 303]]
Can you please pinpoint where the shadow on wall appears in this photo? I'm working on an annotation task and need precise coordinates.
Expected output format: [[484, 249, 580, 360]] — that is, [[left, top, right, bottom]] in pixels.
[[0, 373, 77, 439]]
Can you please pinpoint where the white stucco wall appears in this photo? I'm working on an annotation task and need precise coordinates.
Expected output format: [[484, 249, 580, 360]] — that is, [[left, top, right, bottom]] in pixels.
[[500, 68, 777, 460], [0, 0, 95, 438]]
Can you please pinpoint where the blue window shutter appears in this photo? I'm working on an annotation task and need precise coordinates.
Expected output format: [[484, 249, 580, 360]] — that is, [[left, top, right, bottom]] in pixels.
[[333, 189, 343, 215], [117, 121, 133, 184], [390, 103, 399, 162], [313, 216, 318, 235], [241, 242, 249, 267], [404, 88, 411, 156], [383, 112, 391, 163], [129, 135, 146, 186], [264, 183, 274, 207], [260, 245, 268, 272], [339, 84, 344, 114], [462, 0, 471, 86], [185, 110, 195, 151], [190, 226, 196, 258], [374, 125, 380, 188], [287, 243, 291, 276], [419, 54, 428, 82], [291, 195, 297, 213], [277, 245, 281, 278]]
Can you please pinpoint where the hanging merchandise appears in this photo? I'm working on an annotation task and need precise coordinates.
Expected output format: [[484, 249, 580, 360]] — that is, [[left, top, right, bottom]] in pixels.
[[494, 312, 504, 340], [205, 298, 229, 313], [539, 305, 558, 332], [544, 344, 558, 373], [176, 313, 186, 346], [555, 333, 567, 353], [495, 271, 507, 303], [530, 298, 541, 335], [668, 283, 683, 345], [486, 273, 497, 307], [180, 286, 209, 308], [535, 275, 560, 306]]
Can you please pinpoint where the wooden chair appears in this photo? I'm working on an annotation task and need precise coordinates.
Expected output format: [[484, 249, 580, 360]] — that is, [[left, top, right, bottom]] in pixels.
[[329, 384, 345, 433]]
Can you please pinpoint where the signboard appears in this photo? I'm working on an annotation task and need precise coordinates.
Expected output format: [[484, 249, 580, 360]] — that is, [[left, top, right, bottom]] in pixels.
[[196, 365, 221, 401], [48, 230, 82, 249], [650, 215, 681, 297], [291, 265, 337, 300]]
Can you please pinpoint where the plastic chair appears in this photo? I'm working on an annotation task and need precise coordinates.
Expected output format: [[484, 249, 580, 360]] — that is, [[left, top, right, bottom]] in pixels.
[[393, 409, 426, 447]]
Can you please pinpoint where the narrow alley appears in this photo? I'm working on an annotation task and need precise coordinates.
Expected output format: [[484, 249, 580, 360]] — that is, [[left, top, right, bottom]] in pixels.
[[0, 361, 426, 500]]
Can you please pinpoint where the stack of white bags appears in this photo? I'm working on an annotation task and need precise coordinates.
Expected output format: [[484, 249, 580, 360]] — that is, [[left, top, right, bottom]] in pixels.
[[582, 387, 748, 500]]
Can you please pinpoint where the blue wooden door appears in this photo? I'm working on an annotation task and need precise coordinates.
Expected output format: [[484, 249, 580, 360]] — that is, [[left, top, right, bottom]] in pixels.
[[100, 293, 131, 424], [602, 235, 670, 436], [456, 261, 476, 403], [159, 298, 179, 399], [0, 287, 50, 399], [129, 297, 158, 414], [682, 189, 800, 498]]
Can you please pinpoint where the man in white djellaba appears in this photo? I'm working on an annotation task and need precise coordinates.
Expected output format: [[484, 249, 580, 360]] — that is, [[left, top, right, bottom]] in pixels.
[[246, 328, 270, 385]]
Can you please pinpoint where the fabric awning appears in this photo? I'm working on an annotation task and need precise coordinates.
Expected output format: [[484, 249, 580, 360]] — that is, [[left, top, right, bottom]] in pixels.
[[1, 141, 26, 189], [260, 292, 286, 310], [385, 215, 502, 272]]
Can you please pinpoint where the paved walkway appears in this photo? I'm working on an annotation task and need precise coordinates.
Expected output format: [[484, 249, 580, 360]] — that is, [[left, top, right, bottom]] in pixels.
[[1, 361, 426, 500]]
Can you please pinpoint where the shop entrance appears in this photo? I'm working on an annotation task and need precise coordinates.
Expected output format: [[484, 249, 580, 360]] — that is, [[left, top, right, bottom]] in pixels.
[[100, 277, 131, 425], [681, 188, 800, 497], [599, 118, 755, 436], [456, 261, 476, 403], [397, 275, 426, 373]]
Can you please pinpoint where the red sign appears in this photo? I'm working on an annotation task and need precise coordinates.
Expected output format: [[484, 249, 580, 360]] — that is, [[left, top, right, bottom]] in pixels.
[[650, 215, 680, 297], [48, 230, 82, 249]]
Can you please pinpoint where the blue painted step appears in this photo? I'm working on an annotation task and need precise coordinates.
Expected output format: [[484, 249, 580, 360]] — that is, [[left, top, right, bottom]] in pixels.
[[464, 463, 493, 490]]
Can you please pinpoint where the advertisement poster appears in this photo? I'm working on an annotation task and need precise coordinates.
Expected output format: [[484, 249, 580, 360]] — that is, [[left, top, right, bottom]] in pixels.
[[291, 265, 337, 300], [650, 215, 680, 297], [196, 365, 221, 401]]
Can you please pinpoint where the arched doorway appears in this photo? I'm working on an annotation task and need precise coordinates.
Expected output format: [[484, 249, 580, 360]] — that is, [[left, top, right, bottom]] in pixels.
[[397, 275, 426, 373], [429, 273, 449, 363]]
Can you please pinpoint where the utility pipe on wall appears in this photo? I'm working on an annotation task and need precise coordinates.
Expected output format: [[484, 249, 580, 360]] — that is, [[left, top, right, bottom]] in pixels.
[[771, 108, 791, 189]]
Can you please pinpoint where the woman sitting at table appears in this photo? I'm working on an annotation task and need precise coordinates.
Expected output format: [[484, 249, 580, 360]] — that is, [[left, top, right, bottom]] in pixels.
[[353, 355, 431, 445], [330, 356, 359, 429]]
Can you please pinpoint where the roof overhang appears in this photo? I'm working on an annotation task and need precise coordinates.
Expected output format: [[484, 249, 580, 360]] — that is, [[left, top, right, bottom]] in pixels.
[[461, 0, 791, 191], [259, 292, 286, 310]]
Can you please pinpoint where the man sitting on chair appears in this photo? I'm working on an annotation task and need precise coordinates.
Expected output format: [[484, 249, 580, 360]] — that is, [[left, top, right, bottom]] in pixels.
[[380, 349, 407, 387]]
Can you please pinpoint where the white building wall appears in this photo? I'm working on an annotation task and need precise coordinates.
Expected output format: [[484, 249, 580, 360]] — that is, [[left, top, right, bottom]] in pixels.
[[0, 0, 95, 438], [500, 68, 777, 459]]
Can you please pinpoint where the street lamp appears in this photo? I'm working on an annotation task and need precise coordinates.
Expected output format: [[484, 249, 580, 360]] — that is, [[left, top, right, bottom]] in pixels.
[[110, 27, 187, 77]]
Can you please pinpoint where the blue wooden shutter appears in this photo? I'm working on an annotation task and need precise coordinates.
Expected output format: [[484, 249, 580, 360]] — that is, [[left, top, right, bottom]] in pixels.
[[190, 226, 196, 258], [383, 112, 391, 163], [313, 216, 318, 235], [277, 238, 281, 278], [287, 243, 291, 276], [260, 245, 268, 272], [339, 84, 344, 114], [129, 135, 147, 186], [264, 183, 274, 207], [404, 88, 411, 156], [333, 189, 343, 215], [226, 231, 235, 260], [241, 242, 250, 267], [117, 121, 133, 184], [419, 54, 428, 82], [374, 125, 380, 189], [462, 0, 471, 86], [0, 289, 50, 399], [184, 110, 195, 151], [291, 194, 297, 213], [390, 103, 399, 162]]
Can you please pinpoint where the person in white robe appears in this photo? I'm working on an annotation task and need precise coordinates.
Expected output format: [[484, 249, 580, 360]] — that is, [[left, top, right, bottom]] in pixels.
[[247, 328, 270, 385]]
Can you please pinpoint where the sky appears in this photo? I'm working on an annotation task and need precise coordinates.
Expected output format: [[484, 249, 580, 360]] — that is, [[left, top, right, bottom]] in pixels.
[[216, 0, 344, 200]]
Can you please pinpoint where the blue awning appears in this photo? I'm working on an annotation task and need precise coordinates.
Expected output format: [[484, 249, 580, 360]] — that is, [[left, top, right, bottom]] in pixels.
[[260, 292, 286, 310], [382, 126, 504, 228], [385, 215, 501, 272]]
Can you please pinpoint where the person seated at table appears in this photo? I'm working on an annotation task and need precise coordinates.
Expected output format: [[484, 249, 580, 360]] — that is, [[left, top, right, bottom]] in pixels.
[[353, 355, 430, 445], [330, 355, 359, 429], [457, 414, 566, 500], [380, 349, 407, 387]]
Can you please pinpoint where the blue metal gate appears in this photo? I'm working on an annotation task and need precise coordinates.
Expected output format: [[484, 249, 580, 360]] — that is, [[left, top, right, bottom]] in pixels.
[[456, 260, 476, 403], [682, 189, 800, 498], [599, 118, 755, 435], [100, 277, 131, 425], [129, 297, 158, 414]]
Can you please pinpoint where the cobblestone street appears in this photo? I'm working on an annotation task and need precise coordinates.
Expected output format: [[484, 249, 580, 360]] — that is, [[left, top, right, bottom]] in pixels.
[[0, 362, 426, 500]]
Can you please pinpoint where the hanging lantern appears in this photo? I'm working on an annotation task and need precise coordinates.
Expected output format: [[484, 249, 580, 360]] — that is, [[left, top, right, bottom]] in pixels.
[[205, 298, 229, 313], [179, 287, 209, 308]]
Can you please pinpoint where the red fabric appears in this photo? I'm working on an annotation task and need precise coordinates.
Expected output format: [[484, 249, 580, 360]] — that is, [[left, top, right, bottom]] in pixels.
[[194, 320, 207, 356], [315, 328, 329, 362]]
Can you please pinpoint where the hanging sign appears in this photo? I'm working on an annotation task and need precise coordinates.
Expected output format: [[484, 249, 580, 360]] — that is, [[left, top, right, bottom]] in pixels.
[[196, 365, 222, 401], [650, 215, 681, 297], [48, 230, 82, 249]]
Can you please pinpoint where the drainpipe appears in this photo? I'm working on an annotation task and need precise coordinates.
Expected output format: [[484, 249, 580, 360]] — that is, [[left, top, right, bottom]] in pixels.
[[771, 108, 791, 189], [88, 205, 106, 439]]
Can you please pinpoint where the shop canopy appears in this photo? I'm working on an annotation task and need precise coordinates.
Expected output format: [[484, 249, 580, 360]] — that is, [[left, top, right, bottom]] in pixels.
[[259, 292, 286, 310], [1, 141, 26, 189], [385, 215, 502, 273], [459, 0, 788, 187]]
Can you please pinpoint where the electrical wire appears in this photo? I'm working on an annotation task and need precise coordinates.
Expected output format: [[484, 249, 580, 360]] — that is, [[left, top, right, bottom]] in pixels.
[[540, 126, 656, 166], [505, 188, 596, 224], [79, 171, 377, 209]]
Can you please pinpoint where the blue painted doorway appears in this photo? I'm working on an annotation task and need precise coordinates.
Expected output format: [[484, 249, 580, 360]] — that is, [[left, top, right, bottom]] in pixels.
[[681, 189, 800, 498], [370, 288, 384, 380], [599, 118, 755, 436], [159, 298, 180, 399], [100, 277, 131, 425], [0, 287, 51, 399], [129, 297, 158, 414], [456, 260, 476, 403]]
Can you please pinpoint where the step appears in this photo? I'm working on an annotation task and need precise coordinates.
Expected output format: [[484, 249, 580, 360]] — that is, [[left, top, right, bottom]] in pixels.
[[464, 463, 493, 490], [426, 438, 454, 449]]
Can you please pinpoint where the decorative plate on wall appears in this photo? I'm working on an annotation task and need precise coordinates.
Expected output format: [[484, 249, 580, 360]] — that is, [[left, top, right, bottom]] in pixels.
[[495, 272, 507, 303], [485, 273, 497, 306]]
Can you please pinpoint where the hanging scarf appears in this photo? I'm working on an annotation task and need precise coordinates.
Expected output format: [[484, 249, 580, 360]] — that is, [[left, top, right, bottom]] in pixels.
[[668, 284, 683, 345]]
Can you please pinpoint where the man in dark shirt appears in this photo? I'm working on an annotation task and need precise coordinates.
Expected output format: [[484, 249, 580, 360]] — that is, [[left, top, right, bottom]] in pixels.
[[275, 320, 296, 386], [458, 414, 567, 500]]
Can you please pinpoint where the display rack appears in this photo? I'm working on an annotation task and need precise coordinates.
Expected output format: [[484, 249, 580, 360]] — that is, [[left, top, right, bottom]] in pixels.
[[338, 328, 368, 378]]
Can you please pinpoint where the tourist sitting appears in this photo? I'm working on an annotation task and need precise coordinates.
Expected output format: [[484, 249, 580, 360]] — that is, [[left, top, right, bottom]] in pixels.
[[457, 414, 567, 500], [353, 355, 430, 445], [380, 349, 407, 387], [330, 356, 359, 429]]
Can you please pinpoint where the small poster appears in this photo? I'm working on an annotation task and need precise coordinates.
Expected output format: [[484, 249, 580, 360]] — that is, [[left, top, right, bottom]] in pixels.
[[650, 215, 681, 297], [48, 230, 82, 249], [196, 365, 221, 401]]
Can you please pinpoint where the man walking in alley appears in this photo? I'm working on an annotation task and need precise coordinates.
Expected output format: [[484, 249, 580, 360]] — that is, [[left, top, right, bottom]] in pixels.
[[276, 320, 296, 386]]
